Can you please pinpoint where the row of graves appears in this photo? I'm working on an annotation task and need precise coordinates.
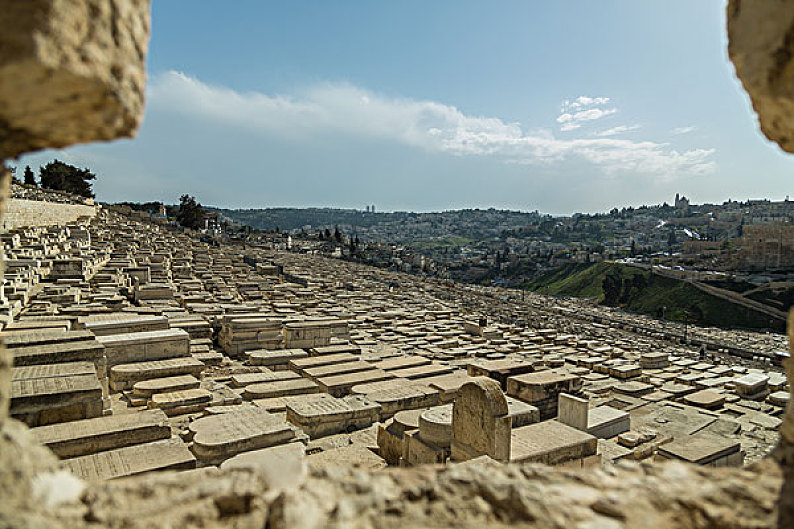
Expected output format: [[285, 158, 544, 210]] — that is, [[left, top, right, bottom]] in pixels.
[[1, 207, 788, 484]]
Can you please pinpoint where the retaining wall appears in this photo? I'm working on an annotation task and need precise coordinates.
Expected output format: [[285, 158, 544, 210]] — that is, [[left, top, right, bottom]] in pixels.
[[2, 199, 97, 229]]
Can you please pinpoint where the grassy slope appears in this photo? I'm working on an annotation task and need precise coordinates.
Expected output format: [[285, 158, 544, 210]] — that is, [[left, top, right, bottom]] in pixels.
[[524, 262, 779, 331], [524, 263, 610, 299]]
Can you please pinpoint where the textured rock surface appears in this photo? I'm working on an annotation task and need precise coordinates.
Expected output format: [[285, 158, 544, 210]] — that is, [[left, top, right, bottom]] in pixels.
[[0, 419, 60, 529], [728, 0, 794, 152], [27, 457, 784, 529], [0, 0, 151, 158]]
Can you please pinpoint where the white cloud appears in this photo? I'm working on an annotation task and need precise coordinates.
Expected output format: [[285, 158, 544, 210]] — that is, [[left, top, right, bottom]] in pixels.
[[557, 95, 617, 131], [562, 96, 610, 111], [672, 126, 696, 135], [147, 72, 715, 177], [595, 125, 641, 137]]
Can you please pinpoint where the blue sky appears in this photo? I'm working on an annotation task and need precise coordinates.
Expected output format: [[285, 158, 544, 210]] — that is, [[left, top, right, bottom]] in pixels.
[[17, 1, 794, 214]]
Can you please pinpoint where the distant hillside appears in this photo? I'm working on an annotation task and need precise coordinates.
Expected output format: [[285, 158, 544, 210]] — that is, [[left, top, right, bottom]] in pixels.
[[209, 206, 545, 236], [208, 207, 415, 231], [524, 262, 785, 332]]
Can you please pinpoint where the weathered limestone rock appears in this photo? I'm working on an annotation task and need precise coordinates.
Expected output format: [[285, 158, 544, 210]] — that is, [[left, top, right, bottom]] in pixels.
[[0, 0, 151, 159], [219, 442, 307, 491], [0, 418, 60, 526], [728, 0, 794, 152], [66, 458, 782, 529]]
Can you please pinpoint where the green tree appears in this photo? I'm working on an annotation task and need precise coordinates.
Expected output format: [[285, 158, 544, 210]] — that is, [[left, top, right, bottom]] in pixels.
[[23, 165, 36, 186], [39, 159, 96, 197], [176, 194, 205, 230]]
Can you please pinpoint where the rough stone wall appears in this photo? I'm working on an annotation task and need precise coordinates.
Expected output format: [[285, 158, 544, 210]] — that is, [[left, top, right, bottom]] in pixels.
[[0, 167, 9, 424], [45, 458, 786, 529], [0, 0, 150, 159], [728, 0, 794, 153], [2, 199, 96, 229]]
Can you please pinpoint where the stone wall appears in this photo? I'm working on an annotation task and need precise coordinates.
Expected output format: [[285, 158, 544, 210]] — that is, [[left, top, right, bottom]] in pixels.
[[2, 199, 97, 229]]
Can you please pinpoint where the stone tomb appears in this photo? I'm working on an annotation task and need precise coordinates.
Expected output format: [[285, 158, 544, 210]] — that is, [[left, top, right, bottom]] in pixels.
[[132, 375, 200, 398], [109, 357, 205, 391], [733, 373, 770, 400], [657, 433, 743, 467], [377, 408, 424, 465], [303, 360, 375, 381], [405, 405, 453, 465], [10, 339, 106, 372], [283, 319, 349, 349], [64, 437, 196, 481], [11, 370, 103, 426], [2, 329, 95, 349], [364, 382, 441, 418], [289, 352, 359, 373], [373, 355, 430, 372], [507, 371, 583, 420], [587, 406, 631, 438], [467, 359, 536, 389], [190, 406, 299, 464], [79, 315, 169, 336], [310, 343, 361, 356], [426, 371, 476, 403], [230, 369, 301, 387], [683, 389, 726, 410], [97, 328, 190, 367], [243, 378, 319, 400], [388, 363, 453, 380], [286, 394, 381, 438], [510, 420, 598, 465], [148, 388, 212, 416], [316, 369, 394, 397], [246, 348, 308, 371], [31, 408, 170, 458]]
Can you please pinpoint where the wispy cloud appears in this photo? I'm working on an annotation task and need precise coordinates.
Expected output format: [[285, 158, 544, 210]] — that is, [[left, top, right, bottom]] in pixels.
[[557, 96, 617, 131], [594, 125, 641, 137], [147, 72, 715, 177], [672, 126, 696, 135]]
